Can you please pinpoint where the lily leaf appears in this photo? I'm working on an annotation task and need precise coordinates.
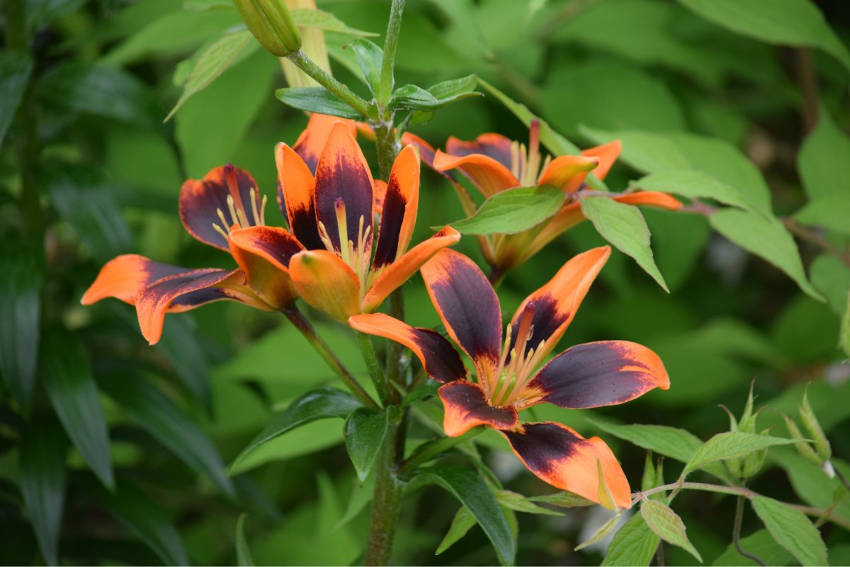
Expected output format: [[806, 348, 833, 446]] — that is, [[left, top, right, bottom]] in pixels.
[[344, 407, 389, 482], [275, 87, 362, 119]]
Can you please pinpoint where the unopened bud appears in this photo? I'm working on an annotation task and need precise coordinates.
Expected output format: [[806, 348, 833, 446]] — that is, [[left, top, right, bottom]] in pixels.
[[234, 0, 301, 56], [799, 389, 831, 461], [783, 413, 823, 466]]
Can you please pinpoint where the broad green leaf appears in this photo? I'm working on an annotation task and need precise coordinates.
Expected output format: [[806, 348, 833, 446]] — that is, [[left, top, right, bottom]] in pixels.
[[102, 373, 234, 496], [435, 505, 477, 555], [449, 186, 566, 235], [678, 0, 850, 72], [750, 495, 828, 566], [0, 52, 32, 149], [231, 387, 362, 474], [416, 467, 515, 565], [805, 254, 850, 315], [477, 77, 579, 156], [795, 194, 850, 235], [41, 330, 114, 488], [426, 74, 480, 105], [709, 208, 824, 300], [712, 528, 793, 566], [636, 170, 752, 211], [575, 513, 622, 551], [20, 423, 67, 565], [236, 514, 254, 566], [275, 87, 361, 119], [640, 500, 701, 562], [798, 108, 850, 199], [684, 431, 795, 474], [349, 39, 383, 94], [390, 84, 440, 111], [289, 8, 378, 37], [98, 483, 189, 565], [344, 408, 389, 481], [589, 420, 702, 465], [166, 29, 255, 121], [0, 248, 42, 412], [580, 196, 668, 291], [771, 448, 850, 528], [602, 513, 659, 566]]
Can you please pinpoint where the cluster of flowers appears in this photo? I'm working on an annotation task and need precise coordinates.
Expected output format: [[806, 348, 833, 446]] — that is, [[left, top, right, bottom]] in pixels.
[[84, 114, 680, 508]]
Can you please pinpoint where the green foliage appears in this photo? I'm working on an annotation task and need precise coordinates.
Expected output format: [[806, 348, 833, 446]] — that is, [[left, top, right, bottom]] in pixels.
[[750, 496, 828, 566], [344, 407, 389, 481], [449, 186, 565, 235], [640, 500, 702, 562]]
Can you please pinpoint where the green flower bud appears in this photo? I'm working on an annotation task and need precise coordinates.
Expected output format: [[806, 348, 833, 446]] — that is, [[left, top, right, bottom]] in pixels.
[[741, 429, 769, 478], [783, 413, 823, 466], [234, 0, 301, 57], [799, 389, 831, 461]]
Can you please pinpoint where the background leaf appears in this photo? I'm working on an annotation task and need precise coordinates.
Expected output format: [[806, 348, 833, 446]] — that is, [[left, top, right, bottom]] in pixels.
[[640, 500, 702, 562], [0, 51, 33, 149], [602, 513, 659, 566], [684, 431, 795, 474], [750, 495, 828, 566]]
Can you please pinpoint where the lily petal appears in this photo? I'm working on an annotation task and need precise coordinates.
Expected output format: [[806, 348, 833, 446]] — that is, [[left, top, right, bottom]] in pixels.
[[81, 254, 188, 306], [179, 164, 263, 250], [501, 422, 631, 508], [420, 249, 502, 369], [401, 132, 438, 170], [314, 122, 374, 252], [289, 250, 360, 321], [509, 246, 610, 360], [136, 269, 267, 345], [293, 113, 359, 173], [439, 381, 518, 437], [432, 149, 520, 197], [348, 313, 466, 383], [581, 140, 622, 181], [529, 340, 669, 409], [373, 145, 420, 268], [445, 133, 514, 170], [275, 142, 323, 250], [615, 191, 682, 210], [537, 155, 599, 192], [362, 226, 460, 313], [228, 226, 304, 308]]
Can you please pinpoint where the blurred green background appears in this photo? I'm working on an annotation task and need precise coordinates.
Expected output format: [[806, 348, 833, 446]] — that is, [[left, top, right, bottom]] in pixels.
[[2, 0, 850, 564]]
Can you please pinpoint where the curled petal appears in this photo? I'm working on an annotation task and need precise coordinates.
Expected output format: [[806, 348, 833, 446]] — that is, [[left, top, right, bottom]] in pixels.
[[81, 254, 188, 306], [314, 122, 374, 252], [529, 340, 670, 408], [373, 145, 420, 268], [420, 249, 502, 369], [432, 150, 520, 197], [228, 226, 304, 308], [362, 226, 460, 313], [509, 246, 610, 360], [615, 191, 682, 210], [136, 269, 267, 345], [439, 381, 518, 437], [292, 113, 359, 173], [501, 422, 631, 508], [401, 132, 438, 170], [445, 133, 513, 170], [275, 142, 323, 250], [537, 155, 598, 192], [581, 140, 621, 181], [348, 313, 466, 383], [289, 250, 360, 321], [179, 164, 263, 250]]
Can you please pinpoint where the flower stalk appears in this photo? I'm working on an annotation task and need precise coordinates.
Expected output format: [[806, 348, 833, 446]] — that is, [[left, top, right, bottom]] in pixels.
[[286, 50, 372, 117]]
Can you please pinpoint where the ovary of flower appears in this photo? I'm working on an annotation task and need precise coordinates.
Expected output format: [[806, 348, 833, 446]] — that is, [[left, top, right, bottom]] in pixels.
[[316, 197, 373, 294], [211, 187, 267, 241]]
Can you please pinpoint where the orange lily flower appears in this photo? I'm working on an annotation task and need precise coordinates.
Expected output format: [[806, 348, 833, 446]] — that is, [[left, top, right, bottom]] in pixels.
[[83, 113, 447, 343], [350, 246, 669, 508], [403, 124, 682, 273]]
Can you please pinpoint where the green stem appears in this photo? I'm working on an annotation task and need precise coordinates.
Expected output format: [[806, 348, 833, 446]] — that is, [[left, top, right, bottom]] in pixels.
[[398, 429, 484, 476], [377, 0, 406, 106], [734, 494, 766, 566], [364, 419, 404, 565], [357, 331, 390, 405], [286, 49, 371, 117], [282, 307, 377, 407]]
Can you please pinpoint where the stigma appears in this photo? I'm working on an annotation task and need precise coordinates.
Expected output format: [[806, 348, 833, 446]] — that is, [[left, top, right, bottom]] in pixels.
[[509, 120, 553, 187]]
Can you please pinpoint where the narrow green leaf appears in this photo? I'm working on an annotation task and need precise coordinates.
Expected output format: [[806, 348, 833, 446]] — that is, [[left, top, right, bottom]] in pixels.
[[390, 84, 440, 111], [528, 491, 595, 508], [102, 373, 234, 496], [678, 0, 850, 72], [236, 514, 254, 566], [795, 194, 850, 235], [349, 39, 383, 95], [0, 52, 33, 149], [335, 473, 375, 531], [640, 500, 702, 562], [275, 87, 361, 119], [449, 186, 566, 235], [289, 8, 378, 37], [0, 248, 42, 412], [20, 423, 67, 566], [344, 408, 389, 482], [416, 467, 515, 565], [580, 196, 668, 291], [426, 74, 481, 105], [798, 107, 850, 200], [435, 505, 477, 555], [575, 513, 622, 551], [231, 387, 362, 474], [751, 495, 828, 566], [684, 431, 795, 475], [495, 490, 562, 516], [165, 29, 255, 121], [41, 330, 114, 488], [709, 208, 824, 301], [602, 513, 659, 566], [635, 170, 753, 211], [477, 77, 579, 156], [98, 482, 189, 565]]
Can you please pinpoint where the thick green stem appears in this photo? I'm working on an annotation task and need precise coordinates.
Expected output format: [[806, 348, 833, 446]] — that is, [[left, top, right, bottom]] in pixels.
[[357, 332, 390, 405], [286, 49, 371, 117], [364, 419, 404, 565], [377, 0, 406, 106], [283, 307, 376, 407]]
